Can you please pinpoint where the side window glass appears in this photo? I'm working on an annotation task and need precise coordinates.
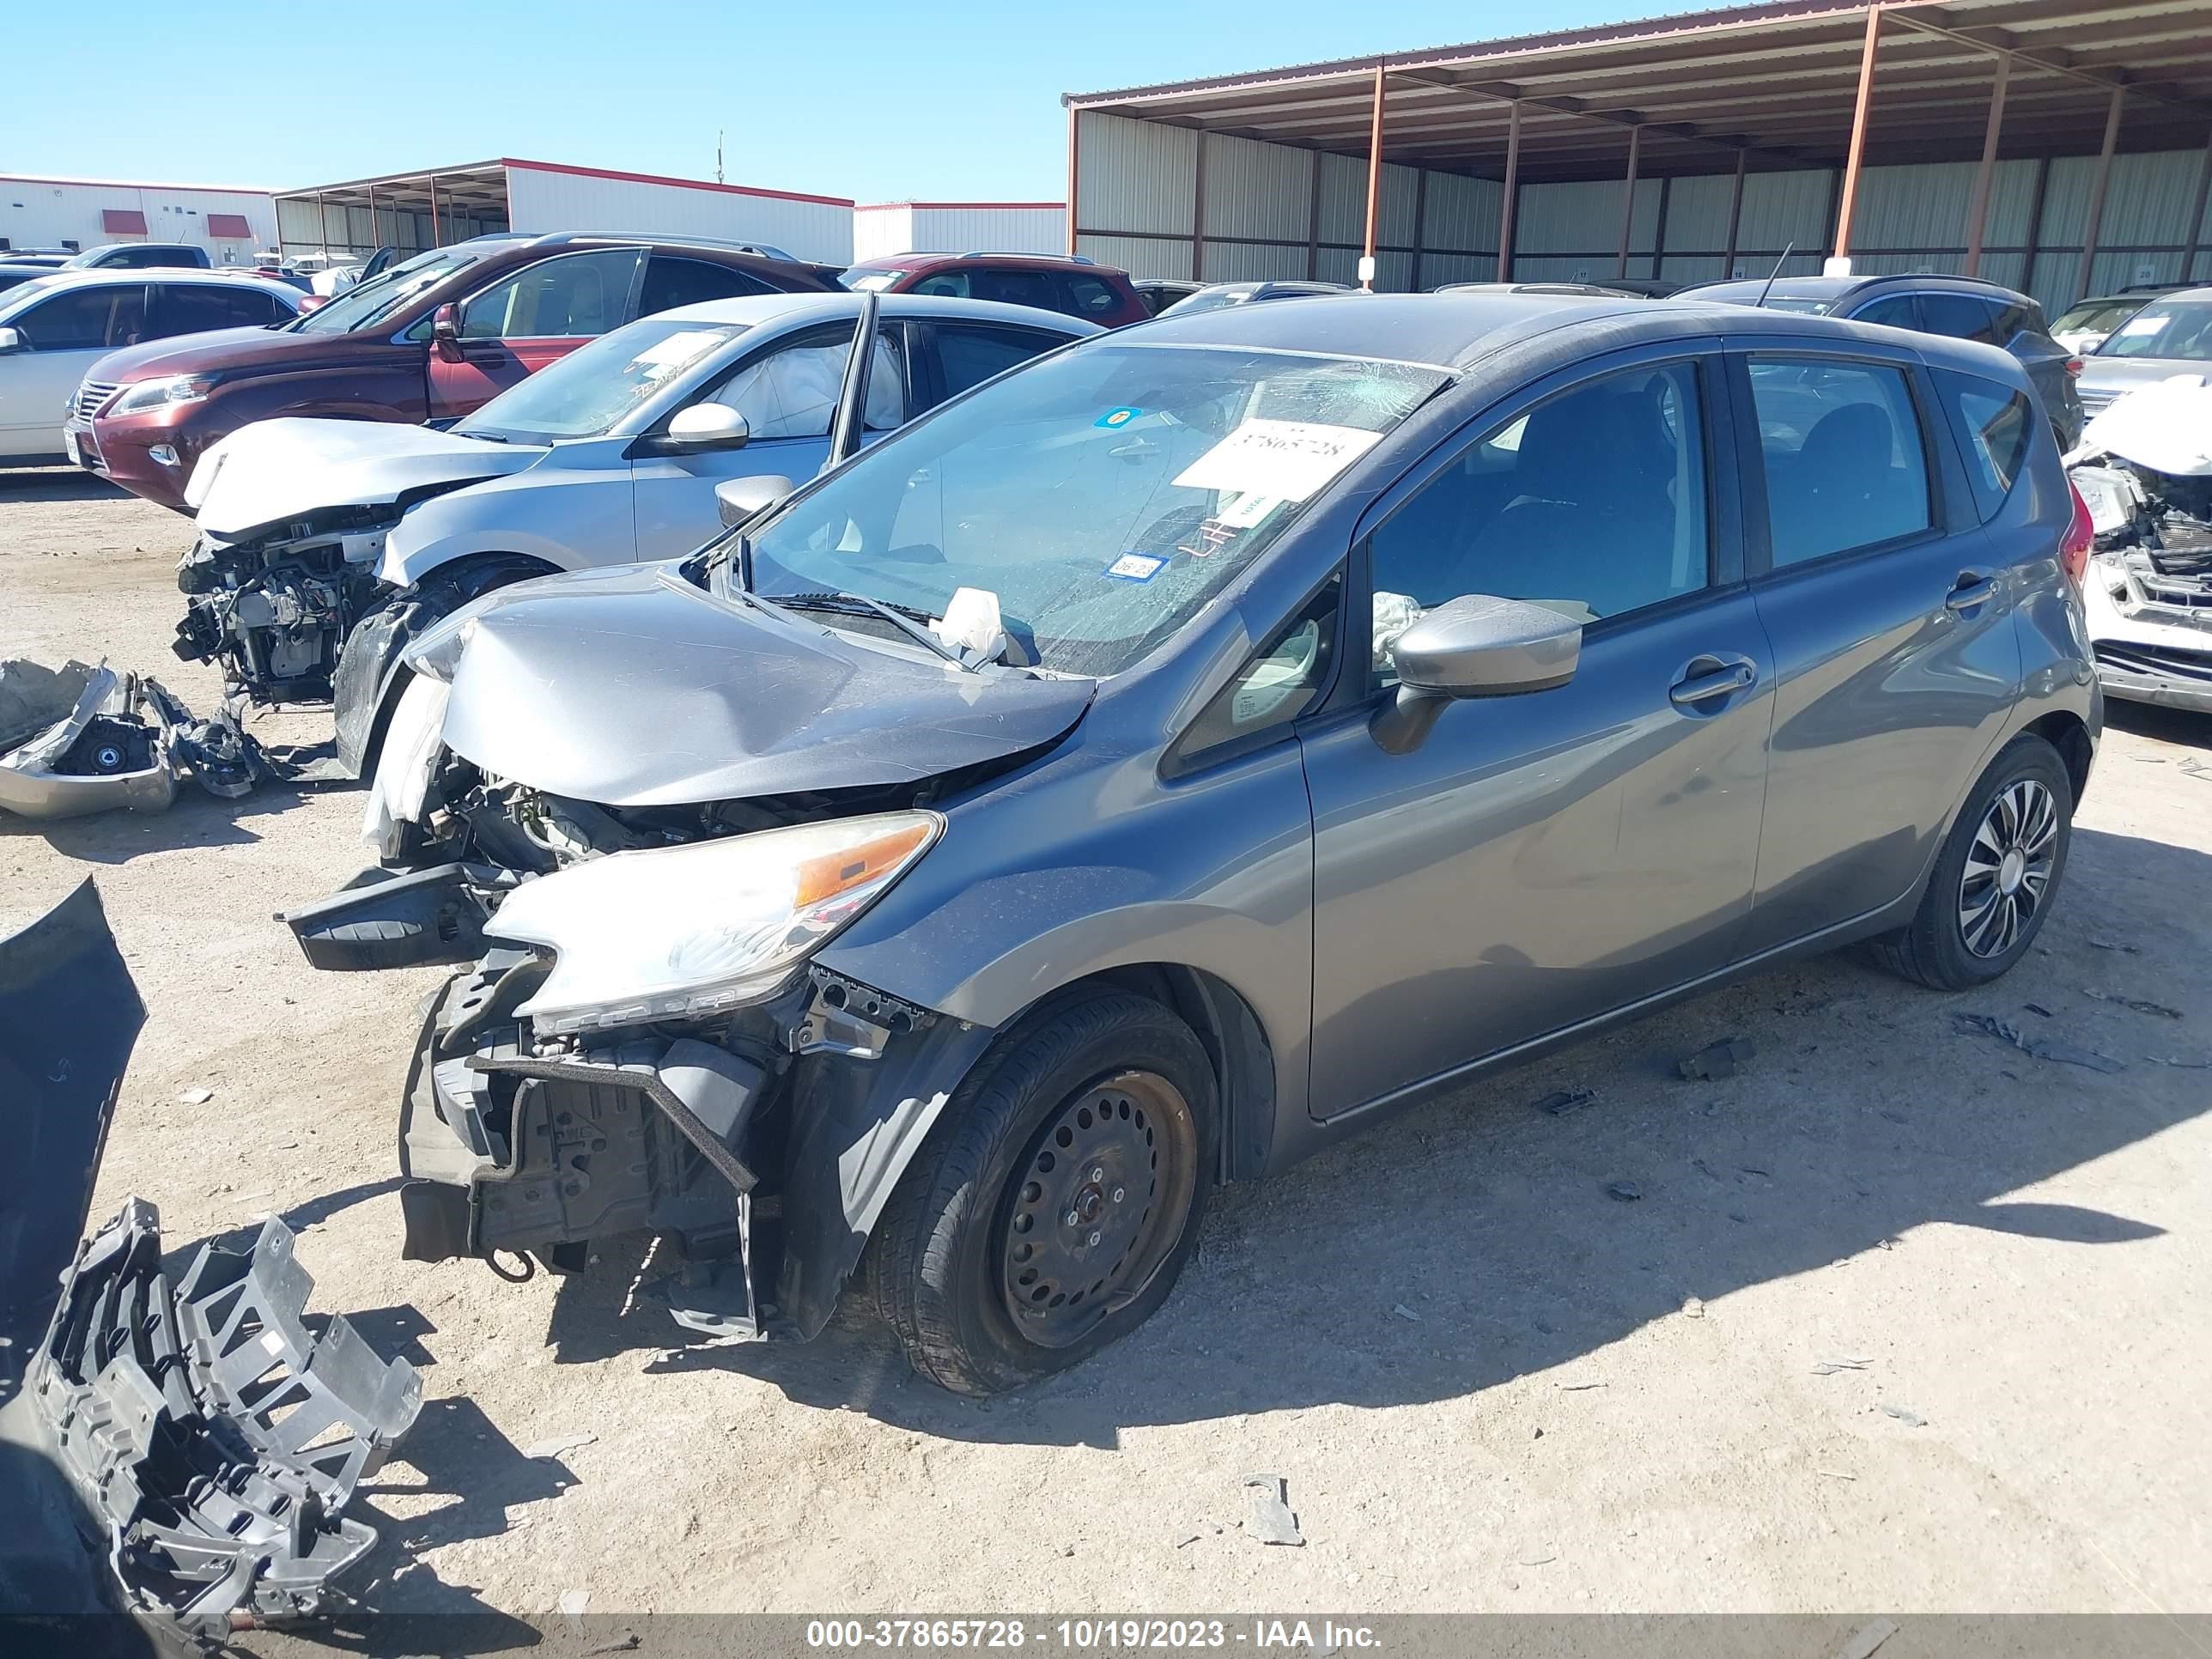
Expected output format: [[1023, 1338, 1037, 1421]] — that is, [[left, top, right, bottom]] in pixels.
[[16, 285, 143, 349], [970, 269, 1058, 311], [909, 269, 970, 299], [153, 284, 267, 337], [1060, 274, 1121, 318], [710, 325, 906, 440], [1917, 293, 2002, 344], [459, 249, 641, 341], [1748, 358, 1932, 567], [640, 256, 769, 316], [1177, 576, 1340, 762], [1853, 295, 1920, 330], [1936, 368, 2033, 522], [931, 325, 1062, 401], [1365, 360, 1711, 686]]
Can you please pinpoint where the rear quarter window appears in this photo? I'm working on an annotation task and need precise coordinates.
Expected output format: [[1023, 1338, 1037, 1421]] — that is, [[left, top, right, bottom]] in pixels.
[[1935, 368, 2034, 522]]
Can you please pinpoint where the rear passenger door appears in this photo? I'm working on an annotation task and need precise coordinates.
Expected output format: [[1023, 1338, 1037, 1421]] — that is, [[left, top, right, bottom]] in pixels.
[[911, 320, 1074, 408], [1729, 340, 2021, 955]]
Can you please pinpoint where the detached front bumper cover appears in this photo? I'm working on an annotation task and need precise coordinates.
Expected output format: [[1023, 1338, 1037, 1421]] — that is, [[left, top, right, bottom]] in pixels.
[[31, 1200, 422, 1644]]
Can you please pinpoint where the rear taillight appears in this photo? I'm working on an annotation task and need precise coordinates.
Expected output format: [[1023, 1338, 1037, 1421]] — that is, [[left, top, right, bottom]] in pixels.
[[2061, 480, 2095, 589], [2064, 357, 2083, 377]]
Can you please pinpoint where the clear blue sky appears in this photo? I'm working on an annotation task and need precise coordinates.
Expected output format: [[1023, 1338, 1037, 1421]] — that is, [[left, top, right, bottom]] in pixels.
[[15, 0, 1631, 203]]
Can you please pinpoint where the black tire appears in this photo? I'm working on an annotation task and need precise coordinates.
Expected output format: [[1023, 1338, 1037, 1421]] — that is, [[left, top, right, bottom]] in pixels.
[[1870, 732, 2073, 990], [867, 991, 1218, 1397]]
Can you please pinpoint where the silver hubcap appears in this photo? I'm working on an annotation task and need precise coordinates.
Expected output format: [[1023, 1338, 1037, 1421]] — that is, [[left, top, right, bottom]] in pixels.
[[1958, 779, 2058, 958]]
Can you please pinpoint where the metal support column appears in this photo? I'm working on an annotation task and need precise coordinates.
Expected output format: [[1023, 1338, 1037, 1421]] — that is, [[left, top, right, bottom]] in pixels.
[[1833, 4, 1884, 265], [2184, 134, 2212, 286], [2075, 87, 2126, 303], [1191, 133, 1207, 283], [1963, 55, 2010, 277], [428, 174, 442, 248], [1362, 61, 1386, 290], [1497, 100, 1522, 282], [1307, 156, 1323, 280], [1411, 167, 1429, 291], [1065, 106, 1080, 257], [1615, 124, 1643, 278], [1723, 149, 1748, 276]]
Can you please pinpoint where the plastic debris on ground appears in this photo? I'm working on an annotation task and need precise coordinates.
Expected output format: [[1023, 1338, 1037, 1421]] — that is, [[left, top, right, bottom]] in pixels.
[[0, 657, 276, 821], [1951, 1012, 2125, 1073], [1534, 1087, 1596, 1116], [1243, 1474, 1304, 1547], [2082, 989, 2185, 1019], [31, 1198, 422, 1644]]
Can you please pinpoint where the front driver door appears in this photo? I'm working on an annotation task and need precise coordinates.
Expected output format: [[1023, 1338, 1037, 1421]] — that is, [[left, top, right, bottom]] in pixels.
[[3, 283, 146, 459], [428, 248, 643, 419], [629, 321, 911, 561], [1298, 345, 1777, 1120]]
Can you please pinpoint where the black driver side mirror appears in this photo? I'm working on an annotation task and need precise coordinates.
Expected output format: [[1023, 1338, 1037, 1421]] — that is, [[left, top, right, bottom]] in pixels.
[[1370, 593, 1583, 755]]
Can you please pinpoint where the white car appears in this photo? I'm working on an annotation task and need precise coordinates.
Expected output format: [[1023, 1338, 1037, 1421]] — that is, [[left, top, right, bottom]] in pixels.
[[173, 290, 1101, 769], [0, 270, 301, 465]]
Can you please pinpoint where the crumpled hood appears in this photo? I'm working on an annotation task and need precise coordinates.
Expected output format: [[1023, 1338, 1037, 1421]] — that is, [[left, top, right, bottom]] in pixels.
[[428, 563, 1095, 809], [2074, 376, 2212, 477], [189, 416, 540, 538]]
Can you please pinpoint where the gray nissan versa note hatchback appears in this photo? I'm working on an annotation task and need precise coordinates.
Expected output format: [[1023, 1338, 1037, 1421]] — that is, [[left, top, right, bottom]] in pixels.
[[293, 292, 2100, 1395]]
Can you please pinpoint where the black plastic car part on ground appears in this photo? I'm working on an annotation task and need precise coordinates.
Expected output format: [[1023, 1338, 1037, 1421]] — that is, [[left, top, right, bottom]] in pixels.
[[0, 880, 422, 1650]]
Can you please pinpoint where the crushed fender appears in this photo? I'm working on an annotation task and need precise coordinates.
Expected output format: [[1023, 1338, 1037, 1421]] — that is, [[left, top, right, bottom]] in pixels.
[[31, 1200, 422, 1644]]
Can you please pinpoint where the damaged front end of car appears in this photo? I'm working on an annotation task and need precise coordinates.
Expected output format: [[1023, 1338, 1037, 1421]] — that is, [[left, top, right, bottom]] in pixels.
[[171, 502, 399, 708], [2069, 380, 2212, 711], [277, 561, 1093, 1339]]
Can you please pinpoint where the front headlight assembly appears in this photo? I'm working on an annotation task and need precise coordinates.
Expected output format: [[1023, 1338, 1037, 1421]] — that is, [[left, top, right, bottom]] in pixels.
[[486, 811, 942, 1035], [108, 374, 217, 417]]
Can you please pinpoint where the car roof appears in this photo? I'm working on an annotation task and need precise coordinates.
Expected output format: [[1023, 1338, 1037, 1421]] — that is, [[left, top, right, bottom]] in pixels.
[[1688, 272, 2034, 307], [845, 251, 1127, 275], [647, 290, 1105, 334], [0, 266, 300, 298], [1118, 289, 2028, 381]]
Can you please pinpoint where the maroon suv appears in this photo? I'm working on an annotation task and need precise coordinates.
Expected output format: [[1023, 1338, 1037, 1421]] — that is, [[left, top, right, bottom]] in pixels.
[[837, 252, 1151, 329], [69, 232, 834, 510]]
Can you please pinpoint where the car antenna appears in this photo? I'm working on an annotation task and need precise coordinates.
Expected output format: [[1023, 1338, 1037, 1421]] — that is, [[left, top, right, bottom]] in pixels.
[[1755, 243, 1796, 310]]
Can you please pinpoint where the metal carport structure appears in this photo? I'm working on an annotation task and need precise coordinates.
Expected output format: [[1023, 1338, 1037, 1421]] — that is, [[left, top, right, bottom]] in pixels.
[[1063, 0, 2212, 309]]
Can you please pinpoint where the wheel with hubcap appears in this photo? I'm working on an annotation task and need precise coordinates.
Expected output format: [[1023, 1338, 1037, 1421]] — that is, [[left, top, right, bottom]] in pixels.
[[867, 992, 1217, 1396], [1872, 732, 2074, 990]]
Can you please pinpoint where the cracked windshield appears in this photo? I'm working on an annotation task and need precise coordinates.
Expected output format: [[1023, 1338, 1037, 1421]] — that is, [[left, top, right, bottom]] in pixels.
[[738, 343, 1448, 675]]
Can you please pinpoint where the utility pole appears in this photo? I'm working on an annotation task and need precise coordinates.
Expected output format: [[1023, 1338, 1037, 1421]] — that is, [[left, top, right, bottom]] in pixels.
[[716, 131, 725, 185]]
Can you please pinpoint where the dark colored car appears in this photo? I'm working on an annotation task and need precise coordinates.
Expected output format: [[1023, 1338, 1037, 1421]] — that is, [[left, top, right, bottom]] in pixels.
[[302, 291, 2097, 1395], [1685, 272, 2084, 447], [70, 231, 836, 510], [1133, 278, 1204, 315], [64, 241, 212, 270], [839, 252, 1151, 328]]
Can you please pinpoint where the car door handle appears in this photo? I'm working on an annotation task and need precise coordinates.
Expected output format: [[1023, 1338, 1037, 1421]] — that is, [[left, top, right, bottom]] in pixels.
[[1945, 569, 1997, 612], [1669, 656, 1758, 709]]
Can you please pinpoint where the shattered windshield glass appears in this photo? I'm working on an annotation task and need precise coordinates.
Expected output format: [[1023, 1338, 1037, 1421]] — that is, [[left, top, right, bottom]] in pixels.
[[737, 343, 1448, 677]]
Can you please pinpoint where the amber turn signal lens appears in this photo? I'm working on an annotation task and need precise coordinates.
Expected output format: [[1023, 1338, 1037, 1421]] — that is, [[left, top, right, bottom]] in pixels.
[[793, 821, 934, 907]]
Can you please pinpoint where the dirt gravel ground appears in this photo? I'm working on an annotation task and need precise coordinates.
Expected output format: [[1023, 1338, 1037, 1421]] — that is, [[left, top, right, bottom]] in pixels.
[[4, 469, 2210, 1633]]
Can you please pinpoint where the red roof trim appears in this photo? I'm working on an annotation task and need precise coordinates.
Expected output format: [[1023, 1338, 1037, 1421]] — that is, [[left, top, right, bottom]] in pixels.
[[857, 201, 1066, 211], [206, 213, 253, 238], [101, 209, 149, 235], [500, 158, 852, 209]]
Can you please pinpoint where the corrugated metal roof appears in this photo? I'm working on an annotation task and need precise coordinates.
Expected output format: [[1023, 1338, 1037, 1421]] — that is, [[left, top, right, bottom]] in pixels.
[[1066, 0, 2212, 185]]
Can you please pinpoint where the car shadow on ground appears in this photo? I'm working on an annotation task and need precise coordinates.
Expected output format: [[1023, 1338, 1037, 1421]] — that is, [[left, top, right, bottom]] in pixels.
[[2101, 697, 2212, 748], [532, 823, 2209, 1447], [0, 465, 128, 503]]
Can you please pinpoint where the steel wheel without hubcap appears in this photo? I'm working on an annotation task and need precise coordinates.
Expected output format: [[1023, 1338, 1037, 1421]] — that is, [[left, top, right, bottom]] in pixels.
[[1958, 778, 2058, 958], [996, 1070, 1197, 1349]]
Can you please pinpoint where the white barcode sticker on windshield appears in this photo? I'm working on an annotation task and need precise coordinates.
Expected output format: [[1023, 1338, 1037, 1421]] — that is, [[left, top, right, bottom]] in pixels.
[[1172, 419, 1381, 501]]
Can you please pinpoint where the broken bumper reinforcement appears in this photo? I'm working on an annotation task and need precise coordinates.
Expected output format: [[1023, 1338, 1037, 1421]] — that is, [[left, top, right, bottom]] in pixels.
[[30, 1200, 422, 1644]]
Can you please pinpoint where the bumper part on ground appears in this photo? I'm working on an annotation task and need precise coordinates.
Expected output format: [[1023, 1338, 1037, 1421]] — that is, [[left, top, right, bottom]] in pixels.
[[31, 1200, 422, 1644], [0, 659, 276, 821], [279, 861, 505, 971]]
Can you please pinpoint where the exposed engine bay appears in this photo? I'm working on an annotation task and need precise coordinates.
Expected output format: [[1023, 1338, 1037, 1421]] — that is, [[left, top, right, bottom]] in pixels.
[[170, 507, 395, 704], [2068, 380, 2212, 712]]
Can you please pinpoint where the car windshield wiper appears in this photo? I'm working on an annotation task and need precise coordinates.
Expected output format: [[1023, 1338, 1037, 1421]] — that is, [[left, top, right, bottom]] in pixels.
[[777, 588, 975, 672]]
